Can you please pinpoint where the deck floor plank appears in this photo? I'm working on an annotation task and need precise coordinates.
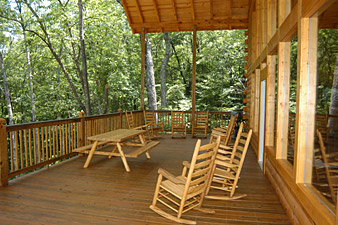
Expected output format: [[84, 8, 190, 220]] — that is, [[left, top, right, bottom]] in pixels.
[[0, 135, 290, 224]]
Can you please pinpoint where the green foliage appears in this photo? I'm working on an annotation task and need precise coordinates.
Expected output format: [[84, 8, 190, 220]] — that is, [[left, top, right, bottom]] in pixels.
[[0, 0, 247, 124]]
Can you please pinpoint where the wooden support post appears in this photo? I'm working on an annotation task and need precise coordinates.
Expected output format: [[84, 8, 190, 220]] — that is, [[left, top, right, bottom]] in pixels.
[[294, 7, 318, 183], [265, 55, 275, 148], [192, 25, 197, 127], [276, 0, 291, 160], [264, 0, 276, 149], [141, 28, 146, 110], [250, 72, 256, 130], [118, 108, 123, 129], [254, 69, 260, 133], [78, 112, 85, 147], [0, 118, 8, 187]]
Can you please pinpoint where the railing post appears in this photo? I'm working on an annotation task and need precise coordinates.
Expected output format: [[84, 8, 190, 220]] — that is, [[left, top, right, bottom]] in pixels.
[[118, 108, 123, 129], [0, 118, 9, 187], [78, 112, 85, 147]]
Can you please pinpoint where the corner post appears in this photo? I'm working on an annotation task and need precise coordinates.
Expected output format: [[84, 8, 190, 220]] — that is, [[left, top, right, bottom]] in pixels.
[[78, 112, 86, 147], [0, 118, 8, 187]]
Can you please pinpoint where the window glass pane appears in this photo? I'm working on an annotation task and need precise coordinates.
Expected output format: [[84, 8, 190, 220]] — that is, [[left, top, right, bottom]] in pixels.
[[312, 1, 338, 209], [287, 36, 297, 165]]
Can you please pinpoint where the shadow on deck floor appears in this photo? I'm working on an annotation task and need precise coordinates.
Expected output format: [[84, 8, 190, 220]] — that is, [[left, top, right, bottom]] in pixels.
[[0, 135, 290, 225]]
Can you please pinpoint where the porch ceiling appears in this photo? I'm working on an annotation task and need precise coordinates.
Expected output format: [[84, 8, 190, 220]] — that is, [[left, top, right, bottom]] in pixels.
[[121, 0, 250, 34]]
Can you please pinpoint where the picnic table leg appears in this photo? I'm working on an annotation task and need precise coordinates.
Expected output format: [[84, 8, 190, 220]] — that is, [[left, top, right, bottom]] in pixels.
[[108, 145, 118, 159], [138, 134, 151, 159], [83, 140, 98, 168], [116, 143, 130, 172]]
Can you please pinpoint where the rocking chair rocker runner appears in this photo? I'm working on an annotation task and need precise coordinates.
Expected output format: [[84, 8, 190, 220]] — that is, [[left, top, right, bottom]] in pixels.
[[150, 136, 221, 225], [205, 124, 252, 201], [144, 111, 165, 137]]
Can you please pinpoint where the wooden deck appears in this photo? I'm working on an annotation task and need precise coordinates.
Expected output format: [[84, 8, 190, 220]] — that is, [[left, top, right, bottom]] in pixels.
[[0, 135, 290, 224]]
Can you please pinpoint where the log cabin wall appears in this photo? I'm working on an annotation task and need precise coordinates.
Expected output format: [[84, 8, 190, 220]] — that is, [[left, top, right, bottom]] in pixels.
[[247, 0, 337, 224]]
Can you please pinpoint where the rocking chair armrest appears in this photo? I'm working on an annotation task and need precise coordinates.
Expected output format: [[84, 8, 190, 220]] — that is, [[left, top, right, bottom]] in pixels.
[[216, 160, 239, 168], [219, 144, 232, 151], [156, 122, 164, 126], [158, 168, 185, 184], [133, 124, 148, 130], [182, 161, 191, 168]]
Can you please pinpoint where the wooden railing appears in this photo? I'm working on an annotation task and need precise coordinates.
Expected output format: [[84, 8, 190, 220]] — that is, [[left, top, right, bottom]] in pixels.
[[0, 109, 233, 186], [154, 110, 231, 132]]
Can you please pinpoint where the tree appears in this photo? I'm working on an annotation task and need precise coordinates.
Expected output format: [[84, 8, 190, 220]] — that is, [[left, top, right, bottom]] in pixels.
[[145, 34, 157, 110], [160, 33, 170, 108], [78, 0, 91, 115], [0, 52, 13, 125]]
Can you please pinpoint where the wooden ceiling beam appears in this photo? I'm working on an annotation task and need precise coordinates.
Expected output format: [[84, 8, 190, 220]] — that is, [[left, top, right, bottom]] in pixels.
[[170, 0, 179, 31], [131, 18, 248, 29], [152, 0, 163, 32], [121, 0, 135, 33], [152, 0, 161, 22], [210, 0, 214, 30], [135, 0, 144, 23], [190, 0, 196, 21], [229, 0, 233, 30]]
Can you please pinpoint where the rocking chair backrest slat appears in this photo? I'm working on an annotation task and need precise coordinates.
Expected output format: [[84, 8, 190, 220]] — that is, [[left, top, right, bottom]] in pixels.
[[225, 114, 239, 145], [229, 129, 252, 197], [171, 111, 185, 126], [126, 112, 135, 128], [184, 136, 221, 194]]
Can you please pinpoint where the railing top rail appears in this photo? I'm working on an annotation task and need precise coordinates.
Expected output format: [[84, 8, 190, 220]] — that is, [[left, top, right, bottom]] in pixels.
[[83, 110, 143, 121], [6, 118, 81, 132], [4, 109, 238, 132], [145, 109, 234, 114]]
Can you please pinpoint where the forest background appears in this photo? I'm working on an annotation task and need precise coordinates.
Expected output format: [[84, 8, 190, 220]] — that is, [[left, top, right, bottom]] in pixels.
[[0, 0, 337, 125]]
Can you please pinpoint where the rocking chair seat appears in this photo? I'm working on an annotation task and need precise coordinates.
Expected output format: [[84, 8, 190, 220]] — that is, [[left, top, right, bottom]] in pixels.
[[214, 168, 235, 179], [161, 177, 204, 199]]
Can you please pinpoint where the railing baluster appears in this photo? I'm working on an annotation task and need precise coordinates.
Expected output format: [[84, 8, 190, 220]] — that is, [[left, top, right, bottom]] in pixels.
[[29, 129, 32, 166]]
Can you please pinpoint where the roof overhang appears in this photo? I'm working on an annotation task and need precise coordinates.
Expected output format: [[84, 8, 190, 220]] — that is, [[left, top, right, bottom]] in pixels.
[[121, 0, 250, 34]]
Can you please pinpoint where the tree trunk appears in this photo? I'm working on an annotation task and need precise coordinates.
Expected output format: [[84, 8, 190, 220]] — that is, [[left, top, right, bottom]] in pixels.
[[0, 52, 14, 125], [23, 29, 37, 122], [78, 0, 91, 115], [160, 33, 170, 108], [104, 84, 109, 114], [171, 41, 190, 96], [16, 0, 36, 122], [145, 34, 157, 110], [328, 55, 338, 131]]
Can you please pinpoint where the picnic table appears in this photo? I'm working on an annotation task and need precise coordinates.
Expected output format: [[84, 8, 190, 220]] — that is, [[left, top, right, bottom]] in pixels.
[[80, 129, 159, 172]]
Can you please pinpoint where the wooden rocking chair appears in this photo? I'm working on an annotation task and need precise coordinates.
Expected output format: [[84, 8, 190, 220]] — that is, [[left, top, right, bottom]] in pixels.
[[150, 136, 221, 225], [171, 111, 187, 138], [205, 124, 252, 200], [144, 111, 165, 137], [210, 114, 238, 145], [126, 111, 151, 140], [316, 129, 338, 203], [192, 111, 209, 138]]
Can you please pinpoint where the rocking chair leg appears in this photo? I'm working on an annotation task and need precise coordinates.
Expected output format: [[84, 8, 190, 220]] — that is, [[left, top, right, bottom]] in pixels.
[[151, 175, 162, 206]]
